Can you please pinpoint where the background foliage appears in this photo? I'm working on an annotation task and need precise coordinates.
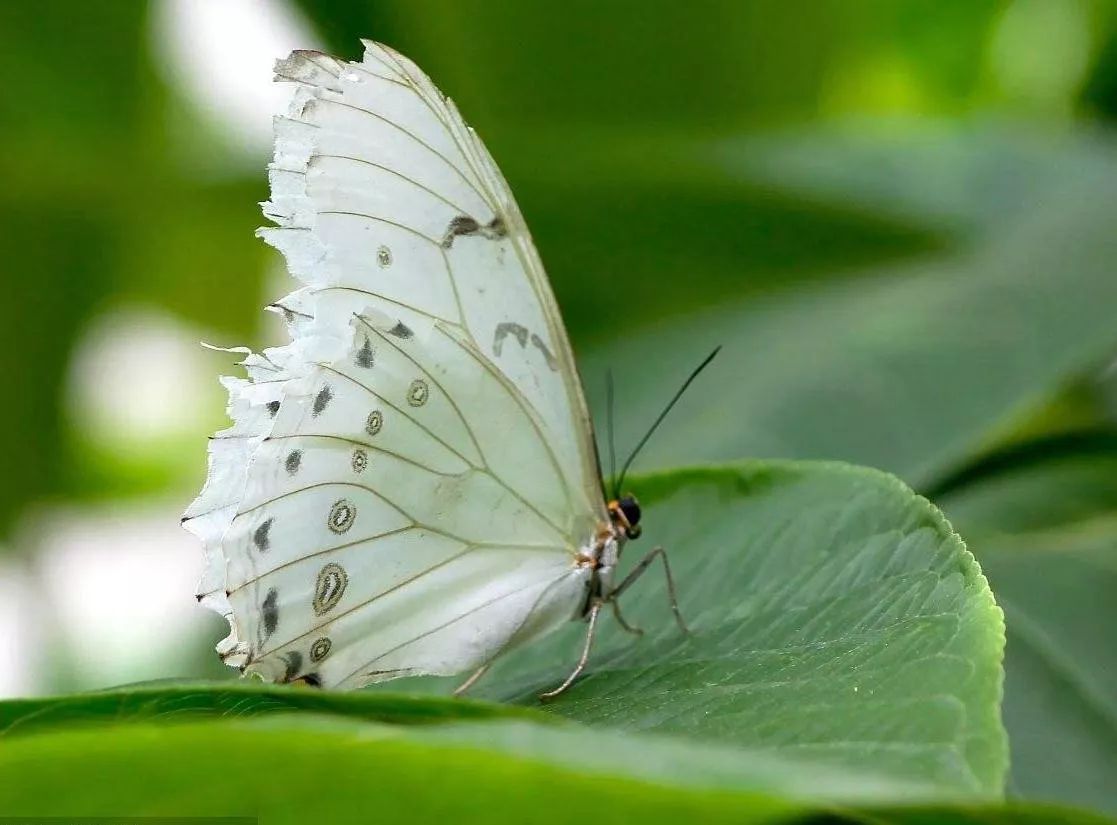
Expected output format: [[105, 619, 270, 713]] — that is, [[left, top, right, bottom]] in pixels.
[[2, 0, 1116, 821]]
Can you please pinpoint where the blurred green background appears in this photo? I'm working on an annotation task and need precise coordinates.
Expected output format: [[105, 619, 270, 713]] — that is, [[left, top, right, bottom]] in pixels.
[[2, 0, 1116, 813]]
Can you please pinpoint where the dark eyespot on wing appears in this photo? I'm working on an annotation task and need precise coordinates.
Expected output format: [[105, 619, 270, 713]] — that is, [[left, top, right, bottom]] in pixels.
[[314, 562, 348, 614], [310, 636, 332, 663], [406, 379, 429, 407], [266, 400, 281, 417], [327, 500, 356, 535]]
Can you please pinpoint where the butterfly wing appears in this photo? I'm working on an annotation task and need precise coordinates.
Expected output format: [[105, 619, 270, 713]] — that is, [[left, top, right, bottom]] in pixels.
[[183, 42, 604, 688]]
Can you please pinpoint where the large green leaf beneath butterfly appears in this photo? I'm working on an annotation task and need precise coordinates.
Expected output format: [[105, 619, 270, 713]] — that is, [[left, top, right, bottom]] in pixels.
[[0, 714, 1107, 824], [0, 682, 1104, 823], [370, 461, 1007, 795], [1, 712, 1100, 825]]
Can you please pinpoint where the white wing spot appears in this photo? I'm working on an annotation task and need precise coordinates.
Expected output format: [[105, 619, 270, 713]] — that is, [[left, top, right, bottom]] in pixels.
[[313, 563, 348, 615], [407, 379, 429, 407], [377, 245, 393, 268], [351, 448, 369, 474], [365, 409, 384, 436], [327, 498, 356, 534]]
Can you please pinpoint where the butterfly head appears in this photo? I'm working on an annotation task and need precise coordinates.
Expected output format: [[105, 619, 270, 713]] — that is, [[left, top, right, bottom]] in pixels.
[[609, 495, 642, 540]]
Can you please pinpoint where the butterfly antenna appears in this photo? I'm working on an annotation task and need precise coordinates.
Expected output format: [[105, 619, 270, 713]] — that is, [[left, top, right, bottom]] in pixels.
[[606, 369, 618, 500], [615, 346, 722, 494]]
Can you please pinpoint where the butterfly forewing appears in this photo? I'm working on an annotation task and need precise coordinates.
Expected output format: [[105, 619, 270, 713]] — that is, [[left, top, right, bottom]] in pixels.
[[184, 41, 604, 687]]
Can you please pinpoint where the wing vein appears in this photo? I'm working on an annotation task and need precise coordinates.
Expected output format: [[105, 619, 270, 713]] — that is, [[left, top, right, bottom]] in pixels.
[[226, 526, 567, 598], [313, 286, 459, 328], [335, 562, 573, 686], [370, 44, 503, 211], [315, 97, 494, 211], [353, 316, 571, 540], [436, 324, 576, 513], [353, 315, 487, 464], [313, 152, 480, 217], [316, 210, 439, 246], [317, 363, 478, 469]]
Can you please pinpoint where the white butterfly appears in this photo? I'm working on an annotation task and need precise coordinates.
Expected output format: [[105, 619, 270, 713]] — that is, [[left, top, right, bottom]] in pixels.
[[183, 40, 697, 699]]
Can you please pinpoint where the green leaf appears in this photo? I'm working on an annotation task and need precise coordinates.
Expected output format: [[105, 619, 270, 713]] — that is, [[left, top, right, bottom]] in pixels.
[[0, 681, 544, 739], [941, 454, 1117, 814], [371, 461, 1005, 795], [580, 165, 1117, 488], [0, 717, 810, 824], [729, 121, 1117, 239], [0, 715, 1102, 824], [0, 462, 1072, 821], [803, 804, 1117, 824]]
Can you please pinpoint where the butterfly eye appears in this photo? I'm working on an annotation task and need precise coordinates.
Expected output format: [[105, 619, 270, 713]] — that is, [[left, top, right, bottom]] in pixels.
[[618, 495, 642, 529], [625, 524, 642, 540]]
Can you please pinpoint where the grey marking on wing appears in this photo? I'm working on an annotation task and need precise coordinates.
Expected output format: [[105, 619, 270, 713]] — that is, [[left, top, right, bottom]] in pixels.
[[493, 322, 529, 357], [313, 385, 332, 417], [356, 335, 375, 368], [387, 321, 414, 339], [269, 302, 312, 323], [530, 333, 559, 371], [261, 588, 279, 640], [441, 215, 506, 248], [253, 518, 274, 552], [284, 450, 302, 476], [490, 323, 559, 372], [282, 651, 303, 682]]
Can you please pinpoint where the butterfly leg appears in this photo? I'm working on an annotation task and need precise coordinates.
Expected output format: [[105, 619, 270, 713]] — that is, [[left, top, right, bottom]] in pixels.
[[539, 601, 602, 702], [610, 599, 645, 636], [608, 546, 690, 634], [453, 662, 493, 697]]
